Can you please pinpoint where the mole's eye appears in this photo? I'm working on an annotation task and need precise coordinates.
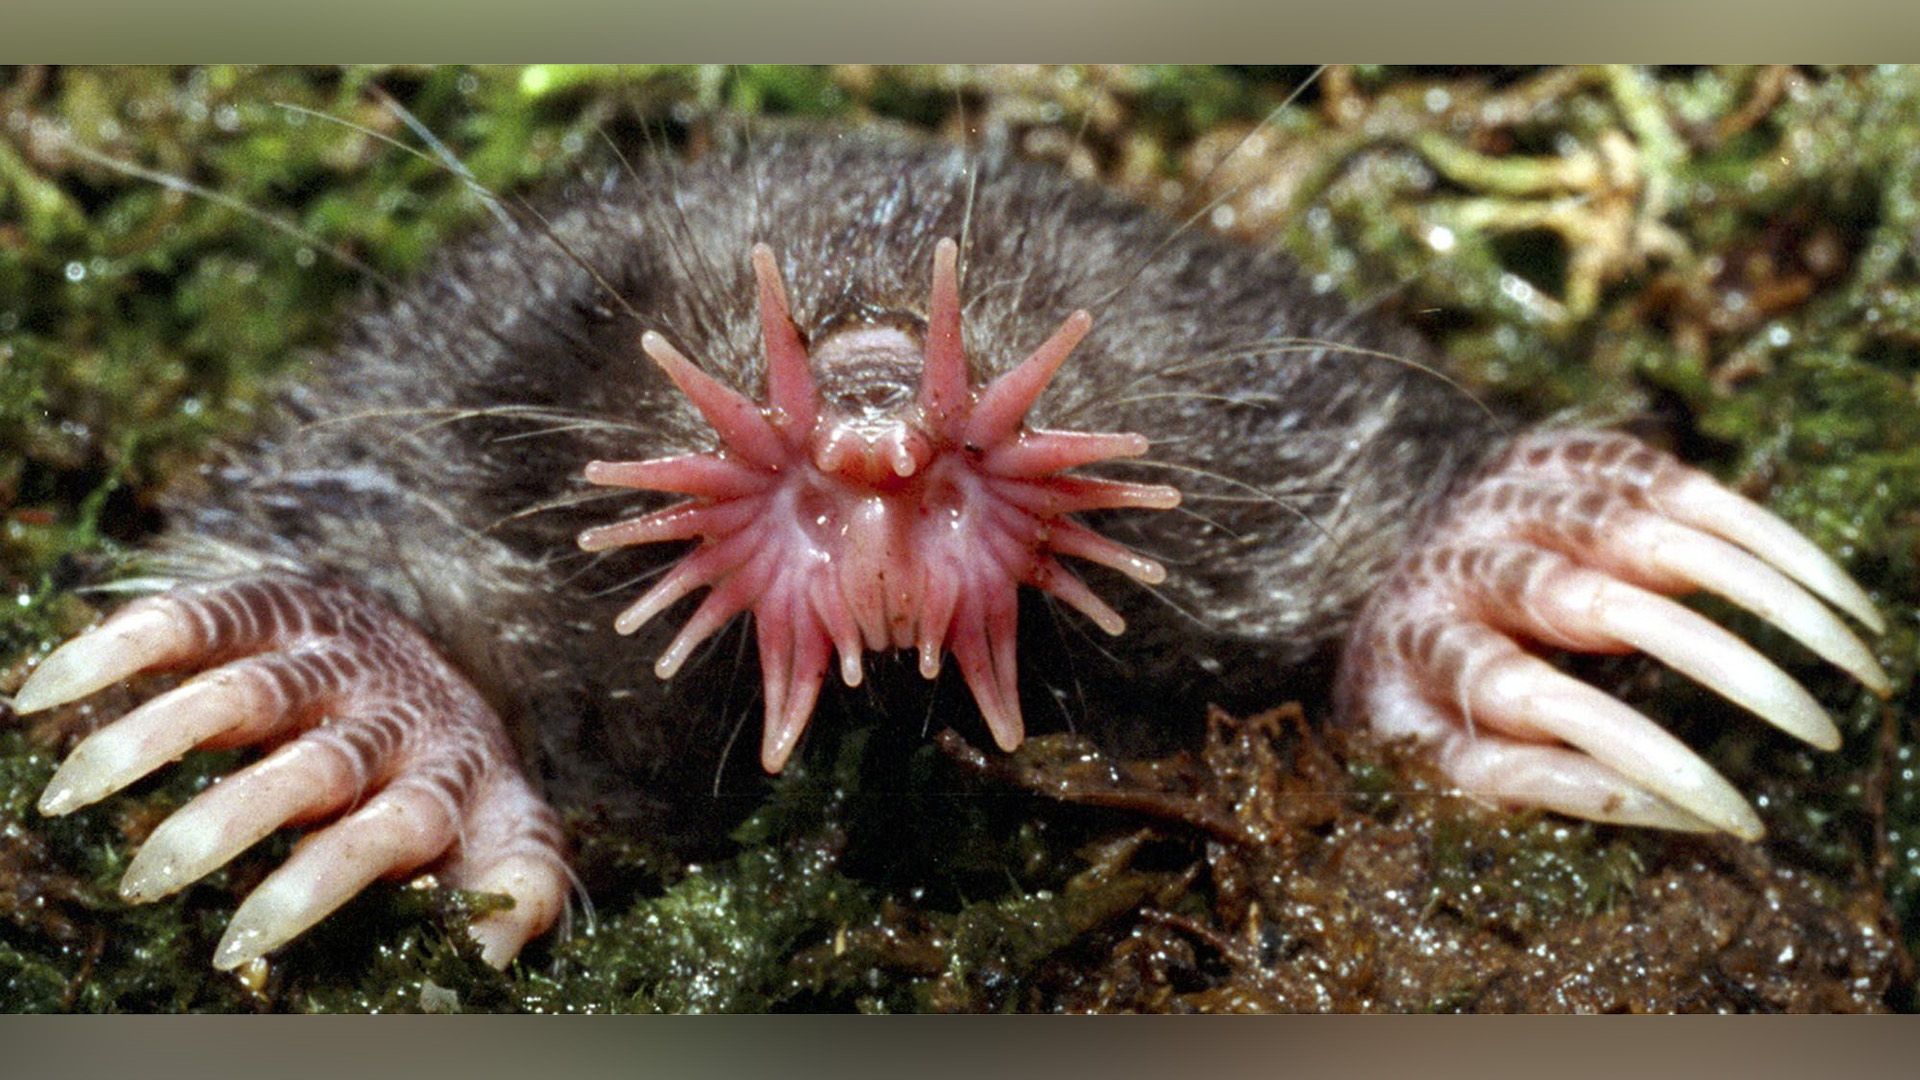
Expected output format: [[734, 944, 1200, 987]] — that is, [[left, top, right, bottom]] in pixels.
[[827, 369, 913, 415]]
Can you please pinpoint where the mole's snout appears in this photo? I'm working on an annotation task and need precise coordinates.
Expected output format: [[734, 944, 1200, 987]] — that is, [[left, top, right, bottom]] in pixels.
[[579, 238, 1179, 772]]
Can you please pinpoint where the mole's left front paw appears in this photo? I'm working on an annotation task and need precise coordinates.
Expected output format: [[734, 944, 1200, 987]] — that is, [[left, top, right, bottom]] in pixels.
[[1338, 430, 1888, 838], [13, 576, 570, 970]]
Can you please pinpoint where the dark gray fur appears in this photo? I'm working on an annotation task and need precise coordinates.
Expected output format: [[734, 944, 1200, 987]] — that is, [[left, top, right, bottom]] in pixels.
[[150, 128, 1510, 819]]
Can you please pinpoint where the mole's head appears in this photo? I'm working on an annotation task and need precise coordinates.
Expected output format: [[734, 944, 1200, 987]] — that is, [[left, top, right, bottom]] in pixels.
[[578, 238, 1180, 771]]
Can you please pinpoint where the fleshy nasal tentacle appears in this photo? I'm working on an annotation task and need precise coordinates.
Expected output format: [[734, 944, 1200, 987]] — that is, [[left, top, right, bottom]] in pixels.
[[639, 331, 789, 469], [919, 237, 970, 433], [758, 588, 833, 772], [965, 310, 1094, 448], [1047, 518, 1170, 585], [750, 242, 820, 440], [577, 497, 764, 552], [949, 581, 1026, 751], [583, 454, 772, 500], [914, 562, 961, 679], [983, 430, 1150, 477], [995, 475, 1183, 516], [1031, 557, 1128, 636], [582, 238, 1180, 769], [610, 524, 765, 637], [808, 571, 867, 688], [655, 547, 780, 678]]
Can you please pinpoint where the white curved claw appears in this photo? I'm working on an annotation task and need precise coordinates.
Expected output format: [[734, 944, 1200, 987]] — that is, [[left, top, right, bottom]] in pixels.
[[120, 740, 356, 902], [1608, 515, 1889, 696], [1432, 733, 1720, 834], [1565, 576, 1842, 752], [1467, 648, 1763, 840], [1655, 470, 1885, 636], [462, 852, 573, 970], [455, 775, 576, 970], [38, 670, 274, 816], [12, 605, 197, 715], [213, 783, 459, 971]]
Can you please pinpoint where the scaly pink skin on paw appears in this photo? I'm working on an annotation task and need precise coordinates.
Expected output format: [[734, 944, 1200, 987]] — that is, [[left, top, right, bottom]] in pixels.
[[582, 239, 1180, 771], [16, 576, 570, 970], [1338, 430, 1889, 839]]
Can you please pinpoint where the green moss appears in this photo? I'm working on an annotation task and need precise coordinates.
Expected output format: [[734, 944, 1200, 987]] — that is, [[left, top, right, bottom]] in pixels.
[[1426, 816, 1644, 937], [0, 728, 264, 1011]]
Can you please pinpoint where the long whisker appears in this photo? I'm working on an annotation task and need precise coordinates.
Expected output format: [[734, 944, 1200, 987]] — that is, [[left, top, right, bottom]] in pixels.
[[1161, 487, 1346, 506], [586, 557, 681, 601], [274, 98, 512, 232], [639, 119, 739, 355], [368, 85, 517, 230], [1176, 336, 1492, 417], [1091, 390, 1297, 411], [1064, 335, 1491, 427], [274, 101, 442, 169], [713, 697, 757, 798], [281, 91, 654, 337], [488, 487, 636, 532], [1129, 569, 1214, 631], [732, 75, 769, 255], [297, 404, 647, 438], [490, 422, 638, 444], [40, 123, 399, 291], [958, 83, 981, 287], [511, 193, 646, 325], [1124, 457, 1333, 506], [1127, 459, 1344, 548], [1092, 66, 1327, 312], [550, 547, 629, 589]]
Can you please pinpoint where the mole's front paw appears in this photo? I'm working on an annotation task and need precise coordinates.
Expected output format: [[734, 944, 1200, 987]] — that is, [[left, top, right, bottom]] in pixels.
[[13, 576, 570, 970], [1338, 430, 1888, 838]]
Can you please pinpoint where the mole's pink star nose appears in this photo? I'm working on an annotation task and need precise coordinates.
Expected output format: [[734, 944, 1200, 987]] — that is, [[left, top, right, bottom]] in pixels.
[[581, 238, 1180, 771]]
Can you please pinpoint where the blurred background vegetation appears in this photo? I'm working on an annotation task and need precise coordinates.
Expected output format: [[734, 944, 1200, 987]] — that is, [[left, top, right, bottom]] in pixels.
[[0, 65, 1915, 1011]]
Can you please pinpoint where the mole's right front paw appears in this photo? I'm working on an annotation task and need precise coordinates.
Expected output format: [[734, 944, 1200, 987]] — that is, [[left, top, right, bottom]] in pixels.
[[13, 576, 570, 970], [1337, 431, 1888, 839]]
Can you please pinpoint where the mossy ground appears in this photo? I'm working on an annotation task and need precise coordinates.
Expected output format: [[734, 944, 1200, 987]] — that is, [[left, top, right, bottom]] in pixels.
[[1, 65, 1914, 1012]]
